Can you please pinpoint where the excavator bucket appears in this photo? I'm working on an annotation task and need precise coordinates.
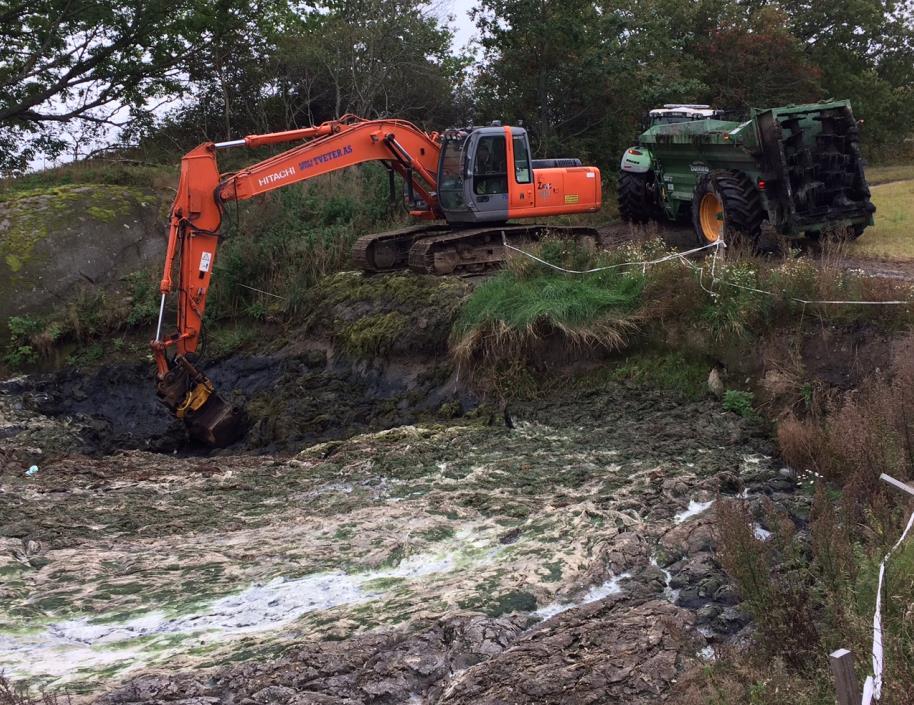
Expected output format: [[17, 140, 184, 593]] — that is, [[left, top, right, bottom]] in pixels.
[[155, 355, 246, 447], [183, 393, 246, 447]]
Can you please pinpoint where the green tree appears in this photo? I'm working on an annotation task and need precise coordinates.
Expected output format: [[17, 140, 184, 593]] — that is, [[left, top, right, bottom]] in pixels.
[[174, 0, 295, 141], [472, 0, 634, 163], [0, 1, 206, 171], [698, 5, 823, 109], [768, 0, 914, 153], [151, 0, 465, 150], [276, 0, 466, 126]]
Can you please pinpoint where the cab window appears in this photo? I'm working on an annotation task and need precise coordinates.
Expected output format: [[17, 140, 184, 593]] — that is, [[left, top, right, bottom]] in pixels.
[[473, 135, 507, 195], [438, 135, 467, 209], [513, 135, 531, 184]]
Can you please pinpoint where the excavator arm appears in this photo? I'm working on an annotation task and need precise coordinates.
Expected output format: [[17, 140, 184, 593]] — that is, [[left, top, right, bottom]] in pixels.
[[151, 116, 442, 445]]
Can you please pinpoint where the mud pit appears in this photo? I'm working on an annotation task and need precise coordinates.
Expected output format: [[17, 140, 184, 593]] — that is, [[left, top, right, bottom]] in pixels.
[[0, 363, 797, 703]]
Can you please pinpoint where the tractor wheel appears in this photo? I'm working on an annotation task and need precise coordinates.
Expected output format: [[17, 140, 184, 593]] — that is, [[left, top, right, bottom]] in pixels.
[[617, 171, 656, 224], [691, 171, 764, 246]]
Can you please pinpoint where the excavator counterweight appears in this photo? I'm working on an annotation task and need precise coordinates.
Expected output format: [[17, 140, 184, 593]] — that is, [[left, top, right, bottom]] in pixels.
[[152, 116, 602, 446]]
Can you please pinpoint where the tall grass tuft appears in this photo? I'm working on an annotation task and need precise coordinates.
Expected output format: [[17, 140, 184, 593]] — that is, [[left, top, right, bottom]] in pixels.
[[450, 237, 646, 377]]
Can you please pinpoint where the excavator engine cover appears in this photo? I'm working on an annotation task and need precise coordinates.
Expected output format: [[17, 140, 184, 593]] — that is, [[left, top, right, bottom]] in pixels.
[[156, 356, 246, 447]]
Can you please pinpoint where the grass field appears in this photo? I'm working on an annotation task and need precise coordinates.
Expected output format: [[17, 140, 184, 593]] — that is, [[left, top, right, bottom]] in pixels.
[[865, 163, 914, 185], [849, 176, 914, 260]]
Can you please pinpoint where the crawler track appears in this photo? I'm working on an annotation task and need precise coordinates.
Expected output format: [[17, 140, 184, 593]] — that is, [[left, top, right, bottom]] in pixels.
[[352, 223, 600, 276], [351, 223, 449, 272]]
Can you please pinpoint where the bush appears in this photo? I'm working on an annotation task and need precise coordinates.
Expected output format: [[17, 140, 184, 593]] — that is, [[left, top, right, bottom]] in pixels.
[[3, 315, 61, 369], [124, 270, 160, 327], [778, 335, 914, 491], [701, 261, 772, 339], [715, 498, 820, 669], [206, 164, 401, 321], [723, 389, 756, 418]]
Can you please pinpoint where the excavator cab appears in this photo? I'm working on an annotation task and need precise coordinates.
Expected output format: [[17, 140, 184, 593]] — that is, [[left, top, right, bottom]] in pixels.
[[437, 125, 600, 225], [438, 125, 526, 224]]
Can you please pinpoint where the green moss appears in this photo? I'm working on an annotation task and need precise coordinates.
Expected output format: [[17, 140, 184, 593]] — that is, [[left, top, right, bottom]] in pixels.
[[337, 311, 409, 357], [0, 563, 27, 577], [541, 561, 564, 582], [418, 525, 456, 542], [361, 576, 406, 591], [460, 589, 538, 616], [319, 270, 465, 309], [86, 205, 119, 222], [0, 161, 171, 200], [607, 350, 710, 400], [0, 183, 155, 292]]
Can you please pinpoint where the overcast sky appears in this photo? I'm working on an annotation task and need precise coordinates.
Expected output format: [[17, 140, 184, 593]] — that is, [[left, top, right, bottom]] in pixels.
[[439, 0, 479, 52]]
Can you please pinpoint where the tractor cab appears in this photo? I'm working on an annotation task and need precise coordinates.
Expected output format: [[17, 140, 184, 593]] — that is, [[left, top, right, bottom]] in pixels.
[[645, 104, 723, 128]]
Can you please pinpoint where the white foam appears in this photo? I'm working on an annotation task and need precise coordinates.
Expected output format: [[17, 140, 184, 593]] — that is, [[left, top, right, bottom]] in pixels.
[[753, 524, 772, 541], [673, 499, 714, 524], [650, 555, 679, 603], [0, 548, 461, 684], [534, 573, 631, 619]]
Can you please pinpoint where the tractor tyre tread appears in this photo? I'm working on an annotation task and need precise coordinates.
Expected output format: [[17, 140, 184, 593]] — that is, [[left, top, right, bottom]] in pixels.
[[692, 170, 765, 245], [713, 170, 765, 239], [617, 171, 655, 224]]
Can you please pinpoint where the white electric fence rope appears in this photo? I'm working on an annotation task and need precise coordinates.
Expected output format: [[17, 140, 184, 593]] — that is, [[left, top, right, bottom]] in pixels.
[[235, 282, 286, 300], [862, 508, 914, 704], [499, 233, 722, 274], [503, 234, 914, 308]]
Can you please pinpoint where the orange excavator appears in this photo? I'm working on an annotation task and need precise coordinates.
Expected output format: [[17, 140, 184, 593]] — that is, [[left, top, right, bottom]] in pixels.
[[152, 115, 602, 445]]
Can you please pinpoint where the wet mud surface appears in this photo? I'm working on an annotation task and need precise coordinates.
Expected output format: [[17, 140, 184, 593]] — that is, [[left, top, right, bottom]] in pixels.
[[0, 367, 803, 703], [1, 350, 465, 458]]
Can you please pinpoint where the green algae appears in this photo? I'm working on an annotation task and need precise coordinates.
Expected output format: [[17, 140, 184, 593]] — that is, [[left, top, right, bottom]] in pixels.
[[338, 311, 409, 357], [0, 380, 776, 691]]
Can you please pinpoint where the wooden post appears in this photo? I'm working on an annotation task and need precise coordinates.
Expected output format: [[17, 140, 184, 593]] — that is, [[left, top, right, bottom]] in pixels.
[[830, 648, 860, 705]]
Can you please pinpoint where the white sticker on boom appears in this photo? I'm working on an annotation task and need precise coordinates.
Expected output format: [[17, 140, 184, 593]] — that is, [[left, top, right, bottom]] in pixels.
[[199, 252, 212, 273], [586, 172, 595, 178]]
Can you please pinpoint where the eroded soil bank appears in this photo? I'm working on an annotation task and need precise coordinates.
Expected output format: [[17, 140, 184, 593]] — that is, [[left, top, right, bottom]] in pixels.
[[0, 359, 801, 702]]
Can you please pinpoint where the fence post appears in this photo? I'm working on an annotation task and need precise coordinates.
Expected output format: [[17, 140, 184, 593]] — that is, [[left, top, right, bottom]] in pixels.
[[830, 648, 860, 705]]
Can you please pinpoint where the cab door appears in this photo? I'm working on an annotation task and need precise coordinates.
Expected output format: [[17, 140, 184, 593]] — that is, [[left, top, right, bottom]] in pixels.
[[466, 128, 509, 221], [508, 128, 535, 211]]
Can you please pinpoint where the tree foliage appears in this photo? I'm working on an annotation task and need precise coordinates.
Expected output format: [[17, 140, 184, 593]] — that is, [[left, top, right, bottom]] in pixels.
[[1, 0, 912, 172], [0, 0, 207, 169], [473, 0, 914, 161]]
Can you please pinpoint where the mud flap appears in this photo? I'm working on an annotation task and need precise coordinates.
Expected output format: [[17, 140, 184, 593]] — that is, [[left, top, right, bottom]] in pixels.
[[155, 355, 246, 447]]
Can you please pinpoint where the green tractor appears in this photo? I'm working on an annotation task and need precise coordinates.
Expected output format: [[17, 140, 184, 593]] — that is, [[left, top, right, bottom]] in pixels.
[[617, 101, 876, 246]]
